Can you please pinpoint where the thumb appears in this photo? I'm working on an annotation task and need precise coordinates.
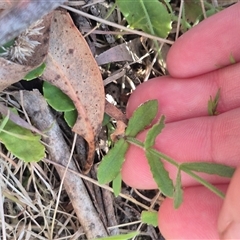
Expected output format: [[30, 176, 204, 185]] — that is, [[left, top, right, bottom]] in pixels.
[[218, 166, 240, 239]]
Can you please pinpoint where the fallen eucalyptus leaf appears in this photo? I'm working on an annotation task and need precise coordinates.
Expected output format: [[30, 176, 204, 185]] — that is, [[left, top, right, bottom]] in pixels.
[[42, 10, 105, 173], [96, 38, 141, 65]]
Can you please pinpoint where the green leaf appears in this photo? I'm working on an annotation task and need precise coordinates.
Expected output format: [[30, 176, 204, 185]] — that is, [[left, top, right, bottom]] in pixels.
[[0, 116, 45, 162], [92, 231, 139, 240], [174, 169, 183, 209], [181, 162, 235, 178], [97, 139, 129, 184], [102, 113, 111, 126], [0, 39, 15, 54], [229, 53, 236, 64], [208, 88, 220, 116], [117, 0, 172, 38], [125, 100, 158, 137], [184, 0, 203, 23], [43, 81, 75, 112], [112, 172, 122, 197], [144, 115, 165, 149], [141, 211, 158, 227], [64, 110, 77, 128], [23, 63, 46, 80], [146, 150, 174, 197]]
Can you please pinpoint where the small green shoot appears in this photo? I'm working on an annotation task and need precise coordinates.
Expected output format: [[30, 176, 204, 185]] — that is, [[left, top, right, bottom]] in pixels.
[[0, 110, 45, 162], [98, 99, 236, 209], [229, 53, 236, 64], [23, 63, 46, 81], [141, 211, 158, 227], [93, 231, 139, 240], [208, 88, 220, 116]]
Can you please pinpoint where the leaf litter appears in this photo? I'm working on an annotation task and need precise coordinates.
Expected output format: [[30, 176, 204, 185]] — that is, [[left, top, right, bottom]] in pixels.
[[0, 1, 236, 240]]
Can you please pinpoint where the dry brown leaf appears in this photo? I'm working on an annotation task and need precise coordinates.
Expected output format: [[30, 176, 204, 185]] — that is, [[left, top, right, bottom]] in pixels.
[[42, 10, 105, 173], [96, 38, 142, 65], [0, 13, 52, 91]]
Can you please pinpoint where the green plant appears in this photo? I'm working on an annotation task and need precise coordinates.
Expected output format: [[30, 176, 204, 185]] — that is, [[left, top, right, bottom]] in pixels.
[[43, 81, 78, 127], [0, 109, 45, 162], [97, 100, 235, 209]]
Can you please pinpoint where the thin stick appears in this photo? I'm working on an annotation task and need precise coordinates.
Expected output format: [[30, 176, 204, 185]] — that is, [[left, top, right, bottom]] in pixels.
[[60, 4, 174, 45], [176, 0, 184, 40]]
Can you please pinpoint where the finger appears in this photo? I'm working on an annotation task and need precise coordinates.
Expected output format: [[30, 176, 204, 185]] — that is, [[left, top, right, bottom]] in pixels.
[[126, 62, 240, 123], [158, 184, 227, 240], [167, 2, 240, 78], [218, 167, 240, 239], [122, 108, 240, 189]]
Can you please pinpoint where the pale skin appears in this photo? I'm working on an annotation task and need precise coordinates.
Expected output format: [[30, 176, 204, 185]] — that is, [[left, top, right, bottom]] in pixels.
[[121, 3, 240, 239]]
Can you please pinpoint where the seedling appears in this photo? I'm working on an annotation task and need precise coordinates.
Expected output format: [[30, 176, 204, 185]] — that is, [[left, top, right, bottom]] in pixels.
[[97, 99, 235, 209], [208, 88, 220, 115]]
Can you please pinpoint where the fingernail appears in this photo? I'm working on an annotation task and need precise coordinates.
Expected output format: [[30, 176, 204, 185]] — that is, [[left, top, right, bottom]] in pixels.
[[219, 221, 240, 239]]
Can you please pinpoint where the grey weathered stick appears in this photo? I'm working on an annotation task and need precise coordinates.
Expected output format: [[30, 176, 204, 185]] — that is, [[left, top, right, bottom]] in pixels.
[[0, 102, 46, 136], [13, 90, 109, 239], [0, 0, 66, 46]]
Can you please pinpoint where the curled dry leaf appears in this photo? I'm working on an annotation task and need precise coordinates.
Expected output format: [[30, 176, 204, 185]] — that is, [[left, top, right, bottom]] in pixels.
[[96, 38, 142, 65], [42, 10, 105, 173], [0, 13, 52, 91]]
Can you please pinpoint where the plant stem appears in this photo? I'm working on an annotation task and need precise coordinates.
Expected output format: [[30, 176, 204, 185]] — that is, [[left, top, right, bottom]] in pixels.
[[127, 136, 179, 167], [126, 136, 225, 199], [182, 168, 225, 198]]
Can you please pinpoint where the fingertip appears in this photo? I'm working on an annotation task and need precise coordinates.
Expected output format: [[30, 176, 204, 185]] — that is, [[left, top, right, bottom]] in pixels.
[[121, 132, 157, 189], [218, 167, 240, 239], [126, 77, 170, 119], [158, 185, 227, 239], [167, 2, 240, 78]]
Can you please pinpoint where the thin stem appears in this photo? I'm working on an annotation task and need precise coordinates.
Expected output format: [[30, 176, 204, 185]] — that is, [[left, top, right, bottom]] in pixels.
[[126, 136, 179, 167], [126, 136, 225, 199], [182, 168, 225, 198], [60, 5, 174, 45]]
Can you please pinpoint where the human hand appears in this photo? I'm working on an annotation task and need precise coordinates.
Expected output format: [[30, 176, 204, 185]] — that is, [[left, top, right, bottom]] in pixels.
[[121, 3, 240, 239]]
